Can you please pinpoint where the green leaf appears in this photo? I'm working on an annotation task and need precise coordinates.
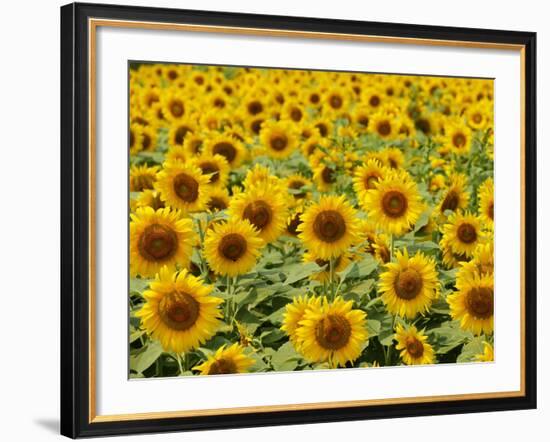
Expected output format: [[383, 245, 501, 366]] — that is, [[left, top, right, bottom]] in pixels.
[[130, 341, 163, 374], [366, 319, 381, 337], [429, 322, 473, 354], [270, 341, 302, 371], [130, 277, 151, 294], [261, 328, 286, 345], [413, 210, 431, 233], [457, 337, 487, 363], [282, 262, 320, 285]]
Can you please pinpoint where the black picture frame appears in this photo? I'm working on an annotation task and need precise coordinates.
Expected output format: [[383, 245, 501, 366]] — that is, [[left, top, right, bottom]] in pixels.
[[61, 2, 537, 438]]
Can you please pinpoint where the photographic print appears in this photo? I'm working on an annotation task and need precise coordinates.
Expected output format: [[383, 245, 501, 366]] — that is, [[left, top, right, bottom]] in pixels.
[[128, 63, 495, 378]]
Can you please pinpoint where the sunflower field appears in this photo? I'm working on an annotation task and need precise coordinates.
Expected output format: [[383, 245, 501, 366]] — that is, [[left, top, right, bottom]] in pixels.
[[128, 63, 494, 378]]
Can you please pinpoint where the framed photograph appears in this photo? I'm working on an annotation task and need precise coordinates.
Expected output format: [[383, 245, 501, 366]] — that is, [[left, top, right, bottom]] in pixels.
[[60, 2, 537, 438]]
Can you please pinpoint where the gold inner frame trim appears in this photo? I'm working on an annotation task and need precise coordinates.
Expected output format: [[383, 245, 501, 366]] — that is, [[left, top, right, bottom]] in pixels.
[[88, 18, 527, 424]]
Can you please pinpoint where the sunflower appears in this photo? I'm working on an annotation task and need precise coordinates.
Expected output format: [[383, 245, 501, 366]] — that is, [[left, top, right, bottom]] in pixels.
[[165, 145, 187, 164], [475, 342, 494, 362], [161, 89, 188, 122], [135, 189, 165, 211], [228, 185, 287, 244], [364, 170, 424, 235], [205, 188, 231, 213], [130, 207, 196, 278], [139, 125, 158, 152], [372, 234, 391, 264], [281, 295, 322, 348], [448, 272, 494, 335], [298, 195, 360, 259], [259, 120, 299, 159], [242, 164, 285, 192], [183, 133, 204, 158], [312, 163, 337, 192], [382, 147, 405, 170], [369, 110, 397, 140], [353, 159, 387, 203], [190, 153, 230, 188], [478, 177, 494, 227], [136, 266, 223, 353], [441, 212, 484, 258], [129, 122, 144, 155], [378, 249, 439, 319], [440, 236, 470, 269], [203, 218, 264, 277], [194, 343, 255, 375], [155, 161, 210, 212], [394, 324, 435, 365], [281, 100, 306, 123], [436, 173, 470, 215], [168, 118, 197, 150], [296, 297, 367, 367], [284, 174, 311, 203], [302, 251, 352, 283], [203, 133, 246, 168], [445, 119, 472, 155], [130, 164, 159, 192], [457, 239, 494, 283], [286, 205, 305, 237]]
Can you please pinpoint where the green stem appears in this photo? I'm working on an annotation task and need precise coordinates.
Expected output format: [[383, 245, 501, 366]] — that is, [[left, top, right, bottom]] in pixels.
[[329, 257, 336, 302], [176, 353, 185, 375]]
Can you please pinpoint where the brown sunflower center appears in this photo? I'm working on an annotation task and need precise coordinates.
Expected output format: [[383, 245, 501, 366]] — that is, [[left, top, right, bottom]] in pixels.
[[315, 123, 329, 137], [381, 190, 408, 218], [329, 94, 343, 109], [473, 113, 482, 124], [243, 200, 273, 230], [416, 118, 431, 135], [287, 213, 302, 236], [406, 337, 424, 358], [290, 108, 303, 122], [208, 358, 238, 375], [365, 174, 380, 190], [358, 116, 369, 127], [270, 134, 288, 151], [142, 133, 151, 150], [199, 161, 220, 183], [453, 133, 467, 148], [169, 99, 184, 118], [313, 210, 346, 243], [457, 223, 477, 244], [394, 268, 423, 300], [488, 202, 494, 220], [321, 167, 335, 184], [465, 287, 494, 319], [213, 142, 237, 163], [138, 224, 178, 261], [289, 180, 306, 198], [173, 173, 199, 203], [247, 100, 263, 115], [315, 314, 351, 350], [310, 93, 320, 104], [207, 197, 227, 212], [132, 173, 156, 192], [377, 121, 391, 137], [218, 233, 247, 261], [251, 119, 264, 135], [130, 130, 135, 148], [441, 190, 459, 212], [370, 95, 381, 107], [174, 125, 191, 145], [158, 291, 199, 331], [315, 255, 342, 269]]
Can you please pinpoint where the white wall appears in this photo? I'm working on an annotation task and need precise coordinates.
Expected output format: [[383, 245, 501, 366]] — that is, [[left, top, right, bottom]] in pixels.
[[0, 0, 545, 440]]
